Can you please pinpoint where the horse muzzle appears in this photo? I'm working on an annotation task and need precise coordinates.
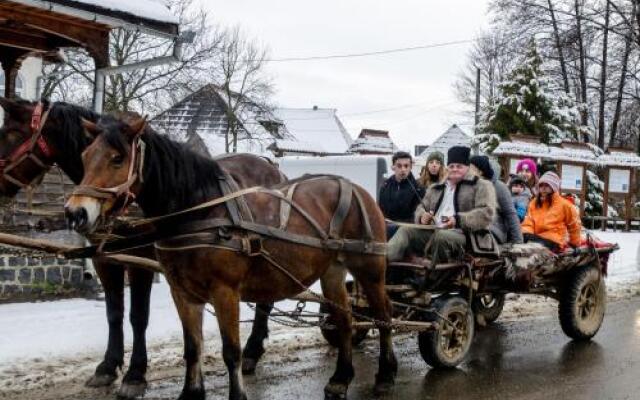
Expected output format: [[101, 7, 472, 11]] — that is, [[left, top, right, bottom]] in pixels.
[[64, 196, 101, 233]]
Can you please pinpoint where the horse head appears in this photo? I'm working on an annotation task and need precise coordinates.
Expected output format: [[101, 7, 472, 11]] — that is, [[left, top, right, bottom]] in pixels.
[[0, 97, 55, 197], [65, 115, 147, 233]]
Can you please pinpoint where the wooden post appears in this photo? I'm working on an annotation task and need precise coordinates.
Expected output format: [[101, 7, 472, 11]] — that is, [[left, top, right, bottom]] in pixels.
[[626, 168, 634, 231], [580, 163, 587, 218], [602, 167, 610, 231]]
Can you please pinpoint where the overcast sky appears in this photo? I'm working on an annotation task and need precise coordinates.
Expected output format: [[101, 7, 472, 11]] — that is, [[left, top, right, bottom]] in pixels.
[[203, 0, 492, 152]]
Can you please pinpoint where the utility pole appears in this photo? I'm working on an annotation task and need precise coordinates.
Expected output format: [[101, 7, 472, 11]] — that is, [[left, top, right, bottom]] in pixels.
[[473, 67, 481, 155]]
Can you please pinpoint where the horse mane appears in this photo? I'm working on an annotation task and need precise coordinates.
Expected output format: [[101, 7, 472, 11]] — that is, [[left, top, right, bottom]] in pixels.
[[42, 101, 99, 183], [100, 119, 225, 217], [46, 101, 100, 151]]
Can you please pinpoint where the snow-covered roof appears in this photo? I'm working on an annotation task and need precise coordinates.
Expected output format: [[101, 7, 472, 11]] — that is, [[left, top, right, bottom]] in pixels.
[[349, 129, 397, 154], [493, 139, 549, 158], [598, 150, 640, 168], [275, 108, 353, 154], [268, 139, 329, 155], [17, 0, 181, 36], [548, 143, 597, 164], [418, 124, 471, 163], [494, 139, 640, 167], [151, 85, 286, 157]]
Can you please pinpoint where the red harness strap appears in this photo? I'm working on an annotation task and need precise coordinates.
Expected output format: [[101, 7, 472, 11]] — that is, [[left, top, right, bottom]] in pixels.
[[0, 102, 54, 187]]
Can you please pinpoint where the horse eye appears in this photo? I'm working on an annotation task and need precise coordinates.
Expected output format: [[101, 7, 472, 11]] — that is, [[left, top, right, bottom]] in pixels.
[[111, 155, 124, 165]]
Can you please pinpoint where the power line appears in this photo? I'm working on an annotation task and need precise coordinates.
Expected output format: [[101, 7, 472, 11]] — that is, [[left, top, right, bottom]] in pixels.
[[259, 39, 474, 62]]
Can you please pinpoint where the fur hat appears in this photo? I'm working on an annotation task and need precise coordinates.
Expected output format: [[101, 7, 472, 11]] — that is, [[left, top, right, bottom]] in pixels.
[[516, 158, 538, 176], [538, 171, 561, 193], [447, 146, 470, 166], [469, 155, 494, 180], [426, 151, 444, 165]]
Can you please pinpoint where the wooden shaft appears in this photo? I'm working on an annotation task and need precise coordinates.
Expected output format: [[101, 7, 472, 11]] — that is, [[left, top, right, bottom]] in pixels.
[[0, 232, 163, 273]]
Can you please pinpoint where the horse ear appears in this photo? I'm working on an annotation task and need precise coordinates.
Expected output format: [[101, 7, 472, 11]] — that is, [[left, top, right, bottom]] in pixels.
[[81, 118, 100, 140], [127, 115, 148, 138]]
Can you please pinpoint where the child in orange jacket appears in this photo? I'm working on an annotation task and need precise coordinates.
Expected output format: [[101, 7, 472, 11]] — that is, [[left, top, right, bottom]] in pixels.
[[521, 171, 581, 252]]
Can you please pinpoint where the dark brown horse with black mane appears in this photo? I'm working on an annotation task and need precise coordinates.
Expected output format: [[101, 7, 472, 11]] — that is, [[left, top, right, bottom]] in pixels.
[[65, 116, 397, 400], [0, 98, 286, 397]]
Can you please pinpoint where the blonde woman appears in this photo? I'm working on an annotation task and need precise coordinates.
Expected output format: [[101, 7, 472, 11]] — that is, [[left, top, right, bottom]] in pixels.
[[419, 151, 447, 188]]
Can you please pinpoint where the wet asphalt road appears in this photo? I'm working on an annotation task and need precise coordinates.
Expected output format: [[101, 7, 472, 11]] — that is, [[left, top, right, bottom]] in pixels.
[[16, 296, 640, 400], [145, 297, 640, 400]]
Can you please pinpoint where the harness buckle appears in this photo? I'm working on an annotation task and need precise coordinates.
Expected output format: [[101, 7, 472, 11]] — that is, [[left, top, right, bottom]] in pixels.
[[242, 235, 262, 257]]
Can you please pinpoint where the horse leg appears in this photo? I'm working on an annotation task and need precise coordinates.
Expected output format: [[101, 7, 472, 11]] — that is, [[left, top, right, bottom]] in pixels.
[[348, 256, 397, 395], [241, 302, 273, 375], [86, 260, 125, 387], [118, 267, 154, 399], [211, 284, 246, 400], [320, 262, 354, 400], [171, 288, 206, 400]]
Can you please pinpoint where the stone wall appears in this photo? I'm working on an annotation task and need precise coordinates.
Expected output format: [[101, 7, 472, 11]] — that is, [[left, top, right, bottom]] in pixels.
[[0, 245, 88, 300]]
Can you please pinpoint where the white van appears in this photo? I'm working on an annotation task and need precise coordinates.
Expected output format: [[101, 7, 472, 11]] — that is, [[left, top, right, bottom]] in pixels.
[[277, 155, 391, 201]]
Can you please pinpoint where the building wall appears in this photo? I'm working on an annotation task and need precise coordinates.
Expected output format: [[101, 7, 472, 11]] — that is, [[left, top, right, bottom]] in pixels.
[[0, 56, 42, 122]]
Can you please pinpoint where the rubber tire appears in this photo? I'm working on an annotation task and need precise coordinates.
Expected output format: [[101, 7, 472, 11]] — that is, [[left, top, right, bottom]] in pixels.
[[558, 264, 606, 340], [471, 293, 505, 324], [418, 296, 474, 369], [319, 301, 370, 347]]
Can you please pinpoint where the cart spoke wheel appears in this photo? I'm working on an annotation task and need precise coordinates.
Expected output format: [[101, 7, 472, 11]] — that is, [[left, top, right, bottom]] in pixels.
[[577, 284, 597, 320], [440, 313, 469, 359], [419, 296, 474, 368]]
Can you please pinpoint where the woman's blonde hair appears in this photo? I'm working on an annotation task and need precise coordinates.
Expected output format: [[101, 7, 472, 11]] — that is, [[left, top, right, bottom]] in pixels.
[[418, 164, 447, 187]]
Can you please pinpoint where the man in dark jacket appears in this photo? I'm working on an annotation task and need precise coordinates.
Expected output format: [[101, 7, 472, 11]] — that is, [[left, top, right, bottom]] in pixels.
[[379, 151, 426, 238]]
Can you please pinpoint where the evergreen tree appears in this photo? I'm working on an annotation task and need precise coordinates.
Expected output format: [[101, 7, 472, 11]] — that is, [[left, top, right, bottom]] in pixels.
[[475, 40, 586, 153]]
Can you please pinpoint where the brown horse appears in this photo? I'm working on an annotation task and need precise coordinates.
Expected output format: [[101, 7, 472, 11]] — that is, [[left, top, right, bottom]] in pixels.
[[65, 116, 397, 400], [0, 98, 285, 397]]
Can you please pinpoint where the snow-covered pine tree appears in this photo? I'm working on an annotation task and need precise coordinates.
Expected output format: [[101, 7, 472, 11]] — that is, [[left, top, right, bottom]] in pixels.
[[585, 170, 604, 217], [475, 40, 586, 152]]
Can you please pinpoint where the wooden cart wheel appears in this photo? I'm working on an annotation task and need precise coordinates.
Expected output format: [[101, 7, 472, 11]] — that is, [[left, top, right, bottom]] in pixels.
[[559, 264, 606, 340], [418, 295, 474, 368], [472, 293, 505, 324], [319, 281, 369, 347]]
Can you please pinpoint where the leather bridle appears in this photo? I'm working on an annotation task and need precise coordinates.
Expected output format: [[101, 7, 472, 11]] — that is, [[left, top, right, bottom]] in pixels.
[[71, 124, 146, 216], [0, 102, 54, 189]]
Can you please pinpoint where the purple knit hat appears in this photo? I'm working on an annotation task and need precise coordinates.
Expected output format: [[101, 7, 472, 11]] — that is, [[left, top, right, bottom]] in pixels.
[[516, 158, 538, 176], [538, 171, 561, 193]]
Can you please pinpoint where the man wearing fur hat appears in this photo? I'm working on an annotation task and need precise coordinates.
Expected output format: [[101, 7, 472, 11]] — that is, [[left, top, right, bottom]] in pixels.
[[387, 146, 497, 269]]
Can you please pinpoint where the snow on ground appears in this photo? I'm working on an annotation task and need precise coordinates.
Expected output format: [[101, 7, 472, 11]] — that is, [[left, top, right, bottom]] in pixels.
[[0, 231, 638, 392]]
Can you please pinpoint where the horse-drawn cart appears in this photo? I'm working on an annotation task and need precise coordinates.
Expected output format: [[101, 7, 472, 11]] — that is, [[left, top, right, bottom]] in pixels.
[[311, 233, 617, 368]]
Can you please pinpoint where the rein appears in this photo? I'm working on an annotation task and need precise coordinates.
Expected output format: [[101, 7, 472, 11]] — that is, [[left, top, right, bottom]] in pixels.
[[0, 102, 54, 189]]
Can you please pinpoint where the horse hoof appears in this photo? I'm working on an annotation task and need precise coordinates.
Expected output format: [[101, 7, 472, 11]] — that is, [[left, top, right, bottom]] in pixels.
[[374, 372, 395, 395], [85, 373, 117, 387], [241, 358, 258, 375], [177, 388, 206, 400], [324, 382, 348, 400], [117, 380, 147, 399], [373, 380, 394, 396]]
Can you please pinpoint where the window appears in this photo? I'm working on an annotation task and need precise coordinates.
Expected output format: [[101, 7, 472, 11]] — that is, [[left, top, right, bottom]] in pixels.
[[0, 71, 24, 97]]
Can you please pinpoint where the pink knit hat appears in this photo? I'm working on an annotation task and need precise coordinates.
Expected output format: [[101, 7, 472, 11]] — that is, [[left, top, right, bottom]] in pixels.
[[516, 158, 538, 176], [538, 171, 561, 193]]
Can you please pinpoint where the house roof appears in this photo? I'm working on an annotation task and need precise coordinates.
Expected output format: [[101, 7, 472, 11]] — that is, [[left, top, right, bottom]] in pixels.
[[151, 84, 285, 157], [10, 0, 179, 36], [349, 128, 397, 154], [418, 124, 471, 163], [274, 108, 353, 154]]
